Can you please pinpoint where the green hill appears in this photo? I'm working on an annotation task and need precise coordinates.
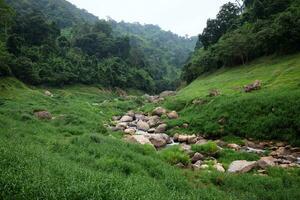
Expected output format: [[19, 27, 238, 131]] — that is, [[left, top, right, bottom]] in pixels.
[[1, 75, 300, 199], [163, 53, 300, 145]]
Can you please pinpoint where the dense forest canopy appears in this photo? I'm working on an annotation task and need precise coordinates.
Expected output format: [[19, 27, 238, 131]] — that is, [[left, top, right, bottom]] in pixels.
[[0, 0, 196, 93], [182, 0, 300, 83]]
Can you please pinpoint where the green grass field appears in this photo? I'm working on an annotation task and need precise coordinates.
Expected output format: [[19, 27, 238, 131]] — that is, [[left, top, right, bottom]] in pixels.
[[1, 54, 300, 199], [163, 53, 300, 145]]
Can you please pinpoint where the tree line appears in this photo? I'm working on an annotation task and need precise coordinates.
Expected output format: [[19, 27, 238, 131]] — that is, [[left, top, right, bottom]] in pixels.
[[0, 0, 197, 93], [182, 0, 300, 83]]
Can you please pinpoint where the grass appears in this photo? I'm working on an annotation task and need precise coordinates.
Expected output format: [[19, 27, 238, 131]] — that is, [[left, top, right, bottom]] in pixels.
[[191, 141, 219, 155], [1, 64, 300, 199], [163, 53, 300, 145], [159, 145, 190, 165]]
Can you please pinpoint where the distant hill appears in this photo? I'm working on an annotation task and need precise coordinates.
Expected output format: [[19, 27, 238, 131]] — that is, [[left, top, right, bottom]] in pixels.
[[5, 0, 197, 89]]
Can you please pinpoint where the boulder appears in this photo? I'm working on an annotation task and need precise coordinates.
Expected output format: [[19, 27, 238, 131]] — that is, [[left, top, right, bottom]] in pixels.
[[124, 128, 136, 135], [187, 135, 198, 144], [227, 143, 241, 151], [120, 115, 133, 122], [152, 107, 167, 116], [209, 89, 220, 97], [126, 110, 135, 117], [155, 124, 167, 133], [136, 130, 148, 135], [159, 91, 176, 98], [148, 134, 168, 148], [191, 152, 204, 163], [257, 156, 275, 169], [228, 160, 257, 173], [214, 163, 225, 172], [180, 143, 193, 155], [137, 120, 150, 131], [44, 90, 53, 97], [34, 111, 52, 120], [167, 111, 179, 119], [126, 135, 153, 147], [244, 80, 262, 93], [192, 160, 203, 170], [270, 147, 291, 157], [116, 122, 128, 130], [135, 114, 146, 121], [148, 115, 161, 127]]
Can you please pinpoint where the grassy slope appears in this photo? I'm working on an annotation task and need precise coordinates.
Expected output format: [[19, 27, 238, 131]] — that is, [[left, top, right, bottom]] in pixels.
[[0, 76, 300, 199], [164, 54, 300, 144]]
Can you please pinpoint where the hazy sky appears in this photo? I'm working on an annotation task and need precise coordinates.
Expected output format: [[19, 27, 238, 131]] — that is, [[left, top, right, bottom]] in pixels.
[[66, 0, 234, 36]]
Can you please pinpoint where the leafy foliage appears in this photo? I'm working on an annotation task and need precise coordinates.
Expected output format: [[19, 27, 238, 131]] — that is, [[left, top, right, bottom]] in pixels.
[[183, 0, 300, 83]]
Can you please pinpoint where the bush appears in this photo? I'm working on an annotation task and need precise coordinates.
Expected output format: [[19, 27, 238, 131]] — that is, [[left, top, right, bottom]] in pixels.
[[159, 145, 190, 165], [191, 141, 219, 155]]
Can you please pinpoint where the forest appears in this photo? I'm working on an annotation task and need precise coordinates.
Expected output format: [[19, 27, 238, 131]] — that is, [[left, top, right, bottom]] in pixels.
[[0, 0, 196, 93], [182, 0, 300, 83]]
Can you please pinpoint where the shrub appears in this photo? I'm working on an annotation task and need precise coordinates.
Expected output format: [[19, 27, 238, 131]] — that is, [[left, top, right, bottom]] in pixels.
[[191, 141, 219, 155], [159, 145, 190, 165]]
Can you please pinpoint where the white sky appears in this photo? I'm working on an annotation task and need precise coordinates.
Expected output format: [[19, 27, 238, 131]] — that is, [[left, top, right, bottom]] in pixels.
[[66, 0, 235, 36]]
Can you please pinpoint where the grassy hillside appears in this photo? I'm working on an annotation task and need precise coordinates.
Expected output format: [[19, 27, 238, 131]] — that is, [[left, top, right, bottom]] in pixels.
[[164, 53, 300, 145], [1, 77, 300, 199]]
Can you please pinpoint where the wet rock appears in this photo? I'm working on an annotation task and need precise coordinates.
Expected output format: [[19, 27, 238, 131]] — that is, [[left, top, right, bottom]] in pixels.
[[227, 143, 241, 151], [214, 163, 225, 172], [34, 111, 52, 120], [244, 147, 265, 154], [155, 124, 167, 133], [228, 160, 257, 173], [244, 80, 261, 93], [152, 107, 167, 116], [120, 115, 133, 122], [137, 120, 150, 131], [191, 152, 204, 163], [257, 156, 276, 169], [167, 111, 179, 119]]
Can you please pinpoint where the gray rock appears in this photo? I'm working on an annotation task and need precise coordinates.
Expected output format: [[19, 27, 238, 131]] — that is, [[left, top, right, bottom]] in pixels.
[[192, 160, 203, 170], [137, 120, 150, 131], [152, 107, 167, 116], [191, 152, 204, 163], [124, 128, 136, 135], [147, 128, 156, 133], [155, 124, 167, 133], [257, 156, 275, 169], [126, 135, 154, 147], [148, 115, 161, 127], [214, 163, 225, 172], [148, 134, 167, 148], [167, 111, 179, 119], [228, 160, 257, 173], [120, 115, 133, 122]]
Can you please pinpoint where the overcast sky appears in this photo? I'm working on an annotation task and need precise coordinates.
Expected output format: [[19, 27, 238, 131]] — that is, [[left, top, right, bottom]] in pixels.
[[66, 0, 234, 36]]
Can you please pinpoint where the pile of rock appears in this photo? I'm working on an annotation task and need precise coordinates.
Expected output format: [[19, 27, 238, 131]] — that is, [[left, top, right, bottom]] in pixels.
[[111, 107, 180, 148], [244, 80, 261, 92], [143, 91, 176, 103]]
